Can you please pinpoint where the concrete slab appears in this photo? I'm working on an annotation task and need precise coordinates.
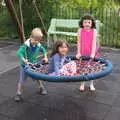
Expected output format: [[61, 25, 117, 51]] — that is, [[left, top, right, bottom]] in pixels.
[[0, 44, 18, 75], [0, 115, 15, 120], [105, 107, 120, 120]]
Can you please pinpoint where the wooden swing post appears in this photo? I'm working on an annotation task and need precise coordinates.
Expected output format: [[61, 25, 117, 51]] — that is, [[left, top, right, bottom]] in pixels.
[[4, 0, 24, 43]]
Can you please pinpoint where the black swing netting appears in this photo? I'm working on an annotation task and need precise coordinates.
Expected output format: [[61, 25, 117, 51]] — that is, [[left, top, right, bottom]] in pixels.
[[29, 58, 106, 76], [24, 56, 112, 82]]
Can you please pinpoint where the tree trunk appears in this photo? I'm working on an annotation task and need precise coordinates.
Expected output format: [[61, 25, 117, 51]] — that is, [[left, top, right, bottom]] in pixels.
[[4, 0, 24, 43]]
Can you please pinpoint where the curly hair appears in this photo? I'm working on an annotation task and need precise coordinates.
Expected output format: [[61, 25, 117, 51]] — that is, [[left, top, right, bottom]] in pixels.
[[79, 14, 96, 28]]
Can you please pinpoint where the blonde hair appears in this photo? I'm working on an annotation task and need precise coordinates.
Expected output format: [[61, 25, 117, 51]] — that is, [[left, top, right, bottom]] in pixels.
[[30, 28, 43, 40]]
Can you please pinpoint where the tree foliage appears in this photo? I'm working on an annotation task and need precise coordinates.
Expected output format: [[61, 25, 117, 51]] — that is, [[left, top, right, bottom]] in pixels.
[[0, 0, 120, 47]]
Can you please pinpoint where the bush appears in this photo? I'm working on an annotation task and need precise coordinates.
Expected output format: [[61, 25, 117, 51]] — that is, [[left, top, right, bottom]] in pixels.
[[0, 7, 17, 39], [0, 0, 120, 48]]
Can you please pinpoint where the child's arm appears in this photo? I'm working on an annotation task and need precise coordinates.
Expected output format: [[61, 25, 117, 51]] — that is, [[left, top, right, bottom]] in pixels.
[[76, 28, 81, 59], [65, 56, 71, 63], [39, 44, 48, 62], [17, 45, 27, 63], [44, 53, 48, 62], [53, 55, 60, 75], [17, 45, 32, 65], [91, 29, 97, 58]]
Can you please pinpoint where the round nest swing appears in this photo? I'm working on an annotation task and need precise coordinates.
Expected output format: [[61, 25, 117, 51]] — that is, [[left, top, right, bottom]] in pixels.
[[24, 56, 113, 82]]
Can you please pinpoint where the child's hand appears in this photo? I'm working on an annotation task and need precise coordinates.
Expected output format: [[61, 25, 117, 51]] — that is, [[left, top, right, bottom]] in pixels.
[[22, 58, 32, 65], [26, 61, 33, 66], [43, 57, 48, 63], [90, 54, 95, 59], [23, 59, 33, 66], [76, 53, 81, 59]]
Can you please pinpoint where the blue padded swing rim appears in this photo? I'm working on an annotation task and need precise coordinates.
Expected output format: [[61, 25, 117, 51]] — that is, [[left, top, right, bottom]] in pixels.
[[24, 56, 113, 82]]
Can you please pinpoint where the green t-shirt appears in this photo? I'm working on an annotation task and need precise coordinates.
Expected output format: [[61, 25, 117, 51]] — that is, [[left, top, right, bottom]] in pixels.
[[17, 42, 47, 65]]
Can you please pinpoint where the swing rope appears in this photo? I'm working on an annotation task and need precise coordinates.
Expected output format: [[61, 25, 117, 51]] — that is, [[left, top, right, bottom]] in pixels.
[[8, 0, 21, 30], [19, 0, 27, 59], [19, 0, 25, 41], [32, 0, 48, 35]]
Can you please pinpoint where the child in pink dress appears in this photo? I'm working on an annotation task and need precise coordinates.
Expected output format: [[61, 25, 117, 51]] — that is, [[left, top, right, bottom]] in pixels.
[[76, 15, 99, 91]]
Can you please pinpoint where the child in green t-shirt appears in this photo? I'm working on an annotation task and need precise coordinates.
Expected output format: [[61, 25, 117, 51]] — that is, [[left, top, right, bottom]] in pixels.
[[15, 28, 48, 102]]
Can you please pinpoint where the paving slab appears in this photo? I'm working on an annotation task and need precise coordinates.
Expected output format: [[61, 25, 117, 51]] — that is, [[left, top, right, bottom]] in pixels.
[[105, 107, 120, 120], [0, 94, 10, 105], [0, 100, 34, 119], [0, 42, 13, 48], [112, 93, 120, 108], [0, 44, 18, 75], [0, 114, 15, 120]]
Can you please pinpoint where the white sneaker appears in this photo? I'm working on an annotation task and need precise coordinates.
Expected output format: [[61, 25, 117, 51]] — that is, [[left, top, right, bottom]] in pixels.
[[89, 84, 96, 91]]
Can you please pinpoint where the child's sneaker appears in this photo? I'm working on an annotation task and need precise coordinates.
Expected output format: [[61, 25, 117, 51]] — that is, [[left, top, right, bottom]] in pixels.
[[37, 87, 47, 95], [14, 94, 23, 102]]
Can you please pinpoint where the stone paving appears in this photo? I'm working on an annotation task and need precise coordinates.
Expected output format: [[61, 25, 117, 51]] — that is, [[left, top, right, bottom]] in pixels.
[[0, 44, 18, 74], [0, 43, 120, 120]]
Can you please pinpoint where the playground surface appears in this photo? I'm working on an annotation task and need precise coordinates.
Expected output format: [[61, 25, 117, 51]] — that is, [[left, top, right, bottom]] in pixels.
[[0, 42, 120, 120]]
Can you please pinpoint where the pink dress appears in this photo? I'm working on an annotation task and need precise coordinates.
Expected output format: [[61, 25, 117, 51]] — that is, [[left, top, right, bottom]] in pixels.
[[78, 28, 100, 57]]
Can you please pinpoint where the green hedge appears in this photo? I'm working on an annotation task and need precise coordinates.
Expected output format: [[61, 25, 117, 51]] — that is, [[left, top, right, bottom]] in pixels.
[[0, 0, 120, 48]]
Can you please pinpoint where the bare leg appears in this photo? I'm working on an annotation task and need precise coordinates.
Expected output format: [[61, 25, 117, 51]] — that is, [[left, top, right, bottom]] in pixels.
[[17, 83, 24, 95], [89, 80, 95, 91], [16, 66, 28, 95], [15, 66, 28, 102], [79, 82, 85, 91], [36, 80, 47, 95], [36, 80, 44, 88]]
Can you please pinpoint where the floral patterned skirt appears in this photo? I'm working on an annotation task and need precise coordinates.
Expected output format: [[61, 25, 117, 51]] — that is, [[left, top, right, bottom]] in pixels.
[[31, 60, 104, 76]]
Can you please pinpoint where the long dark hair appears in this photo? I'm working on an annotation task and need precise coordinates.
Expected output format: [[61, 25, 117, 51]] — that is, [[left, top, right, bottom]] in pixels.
[[51, 40, 69, 56], [79, 14, 96, 28]]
